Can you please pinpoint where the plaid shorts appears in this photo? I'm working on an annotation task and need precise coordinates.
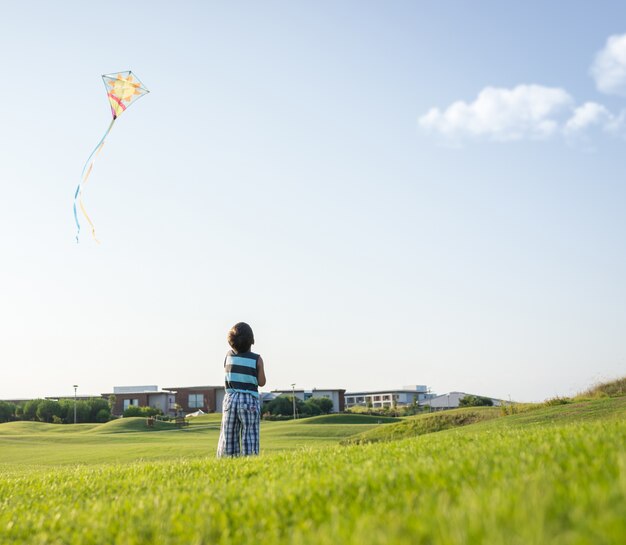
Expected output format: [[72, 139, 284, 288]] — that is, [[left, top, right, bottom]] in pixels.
[[216, 391, 260, 457]]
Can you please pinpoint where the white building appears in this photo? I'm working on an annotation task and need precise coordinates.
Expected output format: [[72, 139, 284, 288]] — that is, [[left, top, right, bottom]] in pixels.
[[345, 385, 434, 409], [270, 388, 346, 413], [109, 385, 178, 415]]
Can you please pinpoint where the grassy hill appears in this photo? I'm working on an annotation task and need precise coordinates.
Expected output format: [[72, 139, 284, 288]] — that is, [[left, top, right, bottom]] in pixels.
[[575, 376, 626, 399], [345, 395, 626, 445], [0, 396, 624, 545], [345, 406, 502, 444]]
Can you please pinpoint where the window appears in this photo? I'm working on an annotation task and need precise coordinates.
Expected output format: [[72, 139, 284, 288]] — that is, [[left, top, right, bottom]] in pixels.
[[346, 397, 355, 404], [383, 395, 391, 401], [373, 396, 381, 402], [189, 394, 204, 408], [123, 399, 138, 410], [356, 397, 365, 404]]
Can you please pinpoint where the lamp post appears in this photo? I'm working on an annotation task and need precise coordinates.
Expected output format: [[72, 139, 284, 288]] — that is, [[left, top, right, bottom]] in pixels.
[[291, 383, 296, 420], [73, 385, 78, 424]]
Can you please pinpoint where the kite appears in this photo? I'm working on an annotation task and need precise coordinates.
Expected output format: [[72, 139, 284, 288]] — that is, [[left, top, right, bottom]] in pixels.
[[73, 71, 149, 243]]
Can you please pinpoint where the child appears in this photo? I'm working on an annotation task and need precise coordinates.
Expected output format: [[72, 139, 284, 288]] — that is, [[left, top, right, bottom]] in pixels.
[[216, 322, 266, 457]]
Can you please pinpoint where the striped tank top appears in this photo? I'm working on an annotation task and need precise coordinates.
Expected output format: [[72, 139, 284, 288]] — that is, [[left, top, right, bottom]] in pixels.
[[224, 350, 260, 398]]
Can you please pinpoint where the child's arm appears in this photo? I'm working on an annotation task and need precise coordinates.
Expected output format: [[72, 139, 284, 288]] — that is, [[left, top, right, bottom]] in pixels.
[[257, 356, 267, 387]]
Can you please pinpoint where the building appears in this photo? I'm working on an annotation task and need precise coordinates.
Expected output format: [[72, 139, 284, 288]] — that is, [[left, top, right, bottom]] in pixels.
[[270, 388, 346, 413], [163, 385, 224, 414], [103, 386, 177, 416], [421, 392, 503, 410], [345, 385, 434, 409]]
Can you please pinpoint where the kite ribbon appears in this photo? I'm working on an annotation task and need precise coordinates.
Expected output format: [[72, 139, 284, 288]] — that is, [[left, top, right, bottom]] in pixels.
[[73, 117, 116, 243]]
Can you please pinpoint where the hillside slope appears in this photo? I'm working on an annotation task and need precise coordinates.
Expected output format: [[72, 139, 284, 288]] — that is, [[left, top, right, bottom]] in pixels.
[[1, 412, 623, 545], [345, 407, 502, 444], [346, 396, 626, 445]]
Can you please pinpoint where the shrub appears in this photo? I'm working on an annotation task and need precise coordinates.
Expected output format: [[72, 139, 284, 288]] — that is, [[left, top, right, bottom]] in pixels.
[[575, 377, 626, 399], [123, 406, 162, 418], [36, 400, 62, 423], [89, 398, 111, 422], [95, 409, 111, 423], [23, 399, 44, 421], [0, 401, 16, 423], [544, 396, 572, 406], [459, 395, 494, 407], [304, 397, 334, 415], [264, 396, 305, 417]]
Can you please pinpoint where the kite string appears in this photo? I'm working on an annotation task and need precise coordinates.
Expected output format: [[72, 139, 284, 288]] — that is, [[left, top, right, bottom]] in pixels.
[[73, 118, 116, 243]]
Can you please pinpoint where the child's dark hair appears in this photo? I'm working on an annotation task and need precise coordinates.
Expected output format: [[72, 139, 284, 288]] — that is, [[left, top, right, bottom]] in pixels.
[[227, 322, 255, 353]]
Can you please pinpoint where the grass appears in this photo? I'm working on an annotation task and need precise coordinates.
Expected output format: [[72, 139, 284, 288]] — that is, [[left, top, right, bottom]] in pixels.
[[0, 395, 624, 544], [345, 406, 502, 444], [0, 414, 385, 468], [575, 376, 626, 399], [346, 396, 626, 445]]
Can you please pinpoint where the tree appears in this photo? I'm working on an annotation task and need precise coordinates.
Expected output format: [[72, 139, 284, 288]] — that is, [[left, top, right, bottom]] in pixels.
[[123, 406, 162, 418], [459, 395, 493, 407], [0, 401, 15, 423], [88, 398, 110, 422], [95, 409, 111, 423], [265, 396, 305, 417], [37, 400, 62, 423], [58, 399, 74, 423], [23, 399, 44, 421], [73, 400, 92, 423], [305, 397, 334, 415]]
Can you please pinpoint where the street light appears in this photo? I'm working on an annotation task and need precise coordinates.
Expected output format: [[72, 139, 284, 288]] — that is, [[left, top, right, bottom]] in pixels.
[[73, 385, 78, 424], [291, 383, 296, 420]]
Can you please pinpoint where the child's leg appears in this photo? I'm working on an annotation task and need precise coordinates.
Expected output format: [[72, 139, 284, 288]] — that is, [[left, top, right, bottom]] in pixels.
[[217, 393, 242, 457], [239, 394, 260, 456]]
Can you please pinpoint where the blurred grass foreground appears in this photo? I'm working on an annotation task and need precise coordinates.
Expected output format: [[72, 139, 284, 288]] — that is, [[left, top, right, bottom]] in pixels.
[[0, 377, 624, 545]]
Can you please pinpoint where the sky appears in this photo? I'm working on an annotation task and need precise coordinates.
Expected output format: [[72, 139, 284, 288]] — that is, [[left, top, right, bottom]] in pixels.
[[1, 1, 625, 402]]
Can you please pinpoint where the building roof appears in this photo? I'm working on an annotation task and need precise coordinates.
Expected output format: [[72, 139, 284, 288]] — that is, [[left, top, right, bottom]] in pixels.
[[163, 385, 224, 391], [345, 389, 430, 396], [102, 390, 176, 396], [271, 388, 346, 393]]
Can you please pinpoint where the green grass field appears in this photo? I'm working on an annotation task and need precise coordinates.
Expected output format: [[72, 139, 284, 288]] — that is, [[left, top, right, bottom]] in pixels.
[[0, 395, 624, 544]]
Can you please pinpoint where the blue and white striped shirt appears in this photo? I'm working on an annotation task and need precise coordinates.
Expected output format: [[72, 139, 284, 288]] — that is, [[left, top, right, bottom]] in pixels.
[[224, 351, 259, 398]]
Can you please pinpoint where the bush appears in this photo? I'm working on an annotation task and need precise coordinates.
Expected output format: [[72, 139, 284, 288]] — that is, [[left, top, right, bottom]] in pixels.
[[263, 396, 305, 417], [575, 377, 626, 399], [89, 398, 111, 422], [304, 397, 334, 415], [544, 396, 572, 406], [37, 400, 62, 423], [23, 399, 43, 421], [123, 406, 162, 418], [95, 409, 111, 423], [0, 401, 16, 423], [459, 395, 494, 407]]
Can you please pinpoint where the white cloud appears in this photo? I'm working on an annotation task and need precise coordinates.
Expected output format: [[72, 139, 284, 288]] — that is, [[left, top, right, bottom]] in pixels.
[[419, 85, 573, 141], [564, 102, 612, 134], [591, 33, 626, 96]]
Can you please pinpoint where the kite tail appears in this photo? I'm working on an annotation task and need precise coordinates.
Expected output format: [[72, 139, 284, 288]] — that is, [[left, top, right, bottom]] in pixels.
[[73, 117, 116, 243]]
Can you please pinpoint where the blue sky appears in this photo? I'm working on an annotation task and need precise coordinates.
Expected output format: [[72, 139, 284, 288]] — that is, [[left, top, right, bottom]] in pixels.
[[1, 1, 625, 401]]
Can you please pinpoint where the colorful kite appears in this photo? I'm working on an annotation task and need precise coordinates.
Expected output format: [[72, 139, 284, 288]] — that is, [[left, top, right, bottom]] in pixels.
[[73, 71, 149, 243]]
